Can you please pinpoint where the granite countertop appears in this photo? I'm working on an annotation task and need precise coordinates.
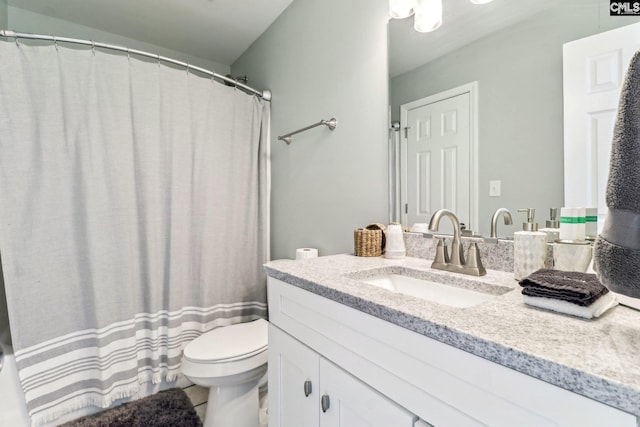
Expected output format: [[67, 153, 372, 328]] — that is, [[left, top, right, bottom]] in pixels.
[[264, 254, 640, 417]]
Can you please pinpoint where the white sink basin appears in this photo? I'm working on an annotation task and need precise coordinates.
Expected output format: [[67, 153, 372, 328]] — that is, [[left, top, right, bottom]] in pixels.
[[358, 270, 510, 308]]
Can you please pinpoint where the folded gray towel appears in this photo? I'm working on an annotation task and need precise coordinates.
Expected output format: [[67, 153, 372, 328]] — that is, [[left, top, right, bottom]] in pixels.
[[519, 269, 609, 306], [593, 50, 640, 299]]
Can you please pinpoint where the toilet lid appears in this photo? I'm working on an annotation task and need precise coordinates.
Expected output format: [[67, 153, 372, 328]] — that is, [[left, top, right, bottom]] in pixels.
[[184, 318, 268, 363]]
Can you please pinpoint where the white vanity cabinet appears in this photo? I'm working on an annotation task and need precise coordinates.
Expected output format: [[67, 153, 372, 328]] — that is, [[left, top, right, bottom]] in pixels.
[[267, 277, 637, 427], [269, 324, 319, 426], [269, 325, 418, 426]]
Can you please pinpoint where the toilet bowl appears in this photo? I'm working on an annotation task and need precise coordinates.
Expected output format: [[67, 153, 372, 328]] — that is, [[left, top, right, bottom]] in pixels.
[[181, 318, 268, 427]]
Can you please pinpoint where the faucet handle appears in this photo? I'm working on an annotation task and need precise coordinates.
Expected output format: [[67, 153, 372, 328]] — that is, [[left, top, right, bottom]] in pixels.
[[432, 237, 449, 266], [464, 242, 487, 276]]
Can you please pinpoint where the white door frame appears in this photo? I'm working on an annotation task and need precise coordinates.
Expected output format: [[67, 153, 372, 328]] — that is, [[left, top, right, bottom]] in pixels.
[[563, 22, 640, 231], [399, 81, 479, 231]]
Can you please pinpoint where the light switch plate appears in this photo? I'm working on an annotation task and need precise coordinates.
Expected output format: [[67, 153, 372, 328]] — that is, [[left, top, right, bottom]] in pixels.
[[489, 180, 501, 197]]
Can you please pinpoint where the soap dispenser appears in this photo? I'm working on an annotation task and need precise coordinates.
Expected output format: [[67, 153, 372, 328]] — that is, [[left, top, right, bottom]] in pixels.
[[514, 208, 548, 280], [539, 208, 560, 243]]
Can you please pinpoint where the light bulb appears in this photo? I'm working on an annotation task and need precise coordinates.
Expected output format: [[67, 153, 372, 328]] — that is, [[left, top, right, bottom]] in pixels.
[[414, 0, 442, 33], [469, 0, 493, 4], [389, 0, 416, 19]]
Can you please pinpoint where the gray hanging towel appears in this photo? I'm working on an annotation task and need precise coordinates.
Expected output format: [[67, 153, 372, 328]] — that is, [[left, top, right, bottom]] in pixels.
[[593, 50, 640, 299]]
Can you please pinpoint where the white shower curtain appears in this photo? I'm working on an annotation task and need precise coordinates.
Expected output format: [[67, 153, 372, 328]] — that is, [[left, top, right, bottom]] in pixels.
[[0, 40, 270, 425]]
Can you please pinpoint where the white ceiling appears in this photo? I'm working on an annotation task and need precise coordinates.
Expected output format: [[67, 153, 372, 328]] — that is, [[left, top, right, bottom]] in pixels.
[[6, 0, 595, 75], [389, 0, 592, 77], [6, 0, 295, 66]]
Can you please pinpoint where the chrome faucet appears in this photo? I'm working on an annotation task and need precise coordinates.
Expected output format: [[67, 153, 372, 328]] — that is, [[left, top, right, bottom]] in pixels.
[[490, 208, 513, 238], [428, 209, 486, 276]]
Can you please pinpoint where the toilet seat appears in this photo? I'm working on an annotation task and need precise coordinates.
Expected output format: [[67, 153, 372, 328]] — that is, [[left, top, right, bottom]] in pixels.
[[183, 318, 268, 363], [181, 318, 268, 382]]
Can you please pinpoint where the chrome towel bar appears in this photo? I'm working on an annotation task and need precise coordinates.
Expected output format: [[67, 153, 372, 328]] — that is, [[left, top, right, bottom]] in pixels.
[[278, 118, 337, 144]]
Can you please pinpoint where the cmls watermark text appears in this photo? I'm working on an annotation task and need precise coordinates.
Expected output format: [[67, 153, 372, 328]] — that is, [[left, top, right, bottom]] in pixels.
[[611, 1, 640, 15]]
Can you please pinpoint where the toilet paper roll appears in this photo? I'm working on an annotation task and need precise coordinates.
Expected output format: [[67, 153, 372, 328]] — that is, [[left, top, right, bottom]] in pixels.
[[295, 248, 318, 260], [411, 223, 429, 233]]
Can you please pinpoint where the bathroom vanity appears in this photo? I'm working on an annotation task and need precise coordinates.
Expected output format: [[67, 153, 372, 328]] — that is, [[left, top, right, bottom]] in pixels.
[[265, 255, 640, 426]]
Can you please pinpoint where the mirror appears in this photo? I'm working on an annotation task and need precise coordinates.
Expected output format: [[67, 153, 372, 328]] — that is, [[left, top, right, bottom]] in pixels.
[[388, 0, 640, 238]]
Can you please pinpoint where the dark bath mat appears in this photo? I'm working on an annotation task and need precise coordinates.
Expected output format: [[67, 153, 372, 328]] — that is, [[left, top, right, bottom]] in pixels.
[[58, 388, 203, 427]]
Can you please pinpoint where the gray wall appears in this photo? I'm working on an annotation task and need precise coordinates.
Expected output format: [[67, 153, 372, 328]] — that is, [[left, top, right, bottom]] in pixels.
[[233, 0, 390, 260], [1, 0, 7, 29], [7, 6, 229, 73], [391, 1, 640, 237]]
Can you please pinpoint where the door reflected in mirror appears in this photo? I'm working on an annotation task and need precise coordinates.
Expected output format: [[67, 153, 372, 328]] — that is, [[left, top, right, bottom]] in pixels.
[[401, 83, 476, 235], [388, 0, 640, 238]]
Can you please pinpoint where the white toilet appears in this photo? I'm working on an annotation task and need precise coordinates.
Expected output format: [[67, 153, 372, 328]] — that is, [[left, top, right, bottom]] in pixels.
[[181, 318, 268, 427]]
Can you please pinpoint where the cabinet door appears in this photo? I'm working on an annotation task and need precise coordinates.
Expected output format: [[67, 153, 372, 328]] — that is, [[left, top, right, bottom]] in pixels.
[[269, 325, 320, 427], [319, 358, 416, 427]]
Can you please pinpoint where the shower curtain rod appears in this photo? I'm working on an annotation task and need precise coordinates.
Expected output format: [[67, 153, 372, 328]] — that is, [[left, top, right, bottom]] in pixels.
[[0, 30, 272, 101]]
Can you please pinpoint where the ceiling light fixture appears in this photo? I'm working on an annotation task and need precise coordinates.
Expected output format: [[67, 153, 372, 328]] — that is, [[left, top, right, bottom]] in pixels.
[[389, 0, 416, 19], [390, 0, 493, 33], [413, 0, 442, 33]]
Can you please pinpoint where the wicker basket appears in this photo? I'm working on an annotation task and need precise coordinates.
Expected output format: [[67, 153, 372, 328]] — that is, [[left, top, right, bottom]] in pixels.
[[354, 223, 386, 257]]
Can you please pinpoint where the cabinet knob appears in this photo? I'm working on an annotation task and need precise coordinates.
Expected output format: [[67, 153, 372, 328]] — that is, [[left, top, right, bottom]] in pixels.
[[321, 394, 330, 413], [303, 380, 312, 397]]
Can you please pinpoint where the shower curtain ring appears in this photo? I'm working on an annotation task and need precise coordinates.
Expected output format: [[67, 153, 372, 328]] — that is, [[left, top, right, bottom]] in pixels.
[[127, 48, 130, 61], [14, 33, 19, 48], [157, 54, 161, 67], [91, 40, 95, 56], [53, 35, 58, 52]]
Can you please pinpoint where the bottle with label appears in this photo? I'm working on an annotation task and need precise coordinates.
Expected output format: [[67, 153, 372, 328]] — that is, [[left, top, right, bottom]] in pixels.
[[514, 208, 548, 280], [559, 207, 586, 242], [585, 207, 598, 240]]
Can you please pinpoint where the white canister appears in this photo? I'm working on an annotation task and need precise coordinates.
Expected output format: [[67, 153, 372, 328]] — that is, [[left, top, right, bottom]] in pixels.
[[553, 242, 593, 272], [385, 223, 406, 259]]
